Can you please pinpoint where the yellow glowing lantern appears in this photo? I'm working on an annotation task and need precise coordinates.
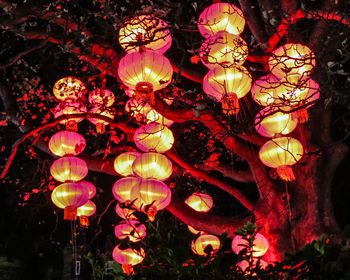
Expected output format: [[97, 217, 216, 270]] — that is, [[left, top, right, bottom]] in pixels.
[[251, 75, 280, 107], [77, 200, 96, 227], [79, 181, 96, 199], [259, 137, 303, 181], [119, 15, 172, 54], [237, 259, 268, 273], [112, 176, 141, 204], [88, 88, 115, 107], [50, 157, 88, 183], [134, 122, 174, 153], [191, 234, 221, 256], [48, 131, 86, 157], [51, 182, 89, 220], [53, 77, 87, 101], [115, 203, 137, 220], [112, 245, 145, 275], [231, 233, 269, 257], [130, 178, 171, 221], [268, 43, 316, 80], [185, 192, 213, 213], [255, 107, 298, 138], [53, 102, 87, 131], [88, 106, 115, 134], [188, 225, 204, 235], [114, 220, 147, 242], [132, 152, 173, 181], [114, 152, 141, 176], [198, 3, 245, 37], [199, 31, 248, 68]]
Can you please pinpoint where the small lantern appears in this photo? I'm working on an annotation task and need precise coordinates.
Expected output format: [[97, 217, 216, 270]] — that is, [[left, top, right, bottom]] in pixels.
[[115, 203, 137, 220], [89, 106, 115, 134], [231, 233, 269, 257], [79, 181, 96, 199], [53, 102, 87, 131], [50, 157, 88, 183], [112, 245, 145, 275], [53, 77, 87, 101], [88, 88, 115, 107], [185, 192, 213, 213], [191, 234, 221, 256], [112, 177, 141, 204], [77, 200, 96, 227], [114, 152, 141, 176], [114, 220, 147, 242], [48, 131, 86, 157]]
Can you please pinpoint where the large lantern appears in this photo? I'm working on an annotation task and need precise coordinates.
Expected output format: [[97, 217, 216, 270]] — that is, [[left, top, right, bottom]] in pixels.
[[88, 88, 115, 107], [119, 15, 172, 54], [115, 203, 137, 220], [251, 75, 280, 107], [53, 77, 87, 101], [130, 179, 171, 221], [134, 122, 174, 153], [185, 192, 213, 213], [53, 102, 87, 131], [48, 131, 86, 157], [259, 137, 303, 181], [77, 200, 96, 227], [112, 176, 141, 204], [231, 233, 269, 257], [198, 3, 245, 37], [132, 152, 173, 181], [88, 106, 115, 134], [79, 181, 96, 199], [112, 245, 145, 275], [199, 31, 248, 68], [50, 157, 88, 182], [114, 152, 141, 176], [51, 182, 89, 220], [191, 234, 221, 256], [114, 220, 147, 242]]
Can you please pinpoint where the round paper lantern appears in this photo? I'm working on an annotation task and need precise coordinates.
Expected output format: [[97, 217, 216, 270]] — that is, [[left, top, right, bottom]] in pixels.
[[88, 88, 115, 107], [112, 245, 145, 275], [185, 192, 213, 213], [145, 107, 174, 127], [259, 137, 303, 181], [134, 123, 174, 153], [53, 77, 87, 101], [251, 75, 280, 107], [199, 31, 248, 68], [48, 131, 86, 157], [198, 3, 245, 37], [130, 179, 171, 221], [269, 44, 316, 80], [237, 259, 268, 273], [118, 50, 173, 92], [51, 182, 89, 220], [77, 200, 96, 227], [50, 157, 88, 183], [53, 102, 87, 131], [191, 234, 221, 256], [114, 152, 141, 176], [89, 106, 115, 134], [112, 176, 141, 204], [132, 152, 173, 181], [115, 203, 137, 220], [114, 220, 147, 242], [231, 233, 269, 257], [255, 108, 298, 138], [119, 15, 172, 54], [79, 181, 96, 199]]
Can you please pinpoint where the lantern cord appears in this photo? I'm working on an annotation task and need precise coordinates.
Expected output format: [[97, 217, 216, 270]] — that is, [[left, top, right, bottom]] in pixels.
[[285, 181, 296, 251], [71, 220, 78, 280]]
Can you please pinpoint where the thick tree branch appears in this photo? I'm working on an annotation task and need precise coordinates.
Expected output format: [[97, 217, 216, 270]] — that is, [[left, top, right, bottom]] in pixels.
[[196, 164, 254, 183]]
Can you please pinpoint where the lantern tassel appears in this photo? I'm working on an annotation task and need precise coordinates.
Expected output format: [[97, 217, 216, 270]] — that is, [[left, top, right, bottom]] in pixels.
[[292, 108, 308, 123], [277, 166, 296, 181], [96, 123, 106, 134], [122, 264, 134, 275], [221, 94, 239, 115], [66, 120, 78, 132], [146, 205, 157, 222], [79, 216, 89, 227], [64, 206, 78, 220]]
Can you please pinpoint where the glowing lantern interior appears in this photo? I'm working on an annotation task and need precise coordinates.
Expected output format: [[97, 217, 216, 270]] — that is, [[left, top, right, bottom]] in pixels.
[[53, 102, 87, 129], [79, 181, 96, 199], [49, 131, 86, 157], [231, 233, 269, 257], [112, 245, 145, 275], [115, 203, 137, 220], [53, 77, 87, 101], [191, 234, 221, 256], [50, 157, 88, 183], [88, 88, 115, 107], [114, 152, 141, 176], [185, 192, 213, 213], [112, 176, 141, 203], [77, 200, 96, 226], [114, 220, 147, 242]]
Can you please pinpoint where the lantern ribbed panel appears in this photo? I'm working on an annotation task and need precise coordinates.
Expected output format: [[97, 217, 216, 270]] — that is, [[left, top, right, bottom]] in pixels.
[[134, 123, 174, 153], [118, 50, 173, 92], [53, 102, 87, 124], [79, 181, 96, 199], [231, 233, 269, 257], [114, 152, 141, 176], [53, 77, 87, 101], [88, 106, 115, 125], [114, 220, 147, 242], [198, 3, 245, 37], [185, 192, 213, 213], [77, 200, 96, 217], [199, 31, 248, 68], [119, 15, 172, 54], [49, 131, 86, 157], [50, 157, 88, 182], [191, 234, 221, 256], [203, 66, 252, 101], [112, 176, 141, 203], [259, 137, 303, 168], [51, 182, 89, 209], [88, 89, 115, 107], [115, 203, 136, 220], [112, 245, 145, 266], [251, 75, 280, 107], [132, 152, 172, 181]]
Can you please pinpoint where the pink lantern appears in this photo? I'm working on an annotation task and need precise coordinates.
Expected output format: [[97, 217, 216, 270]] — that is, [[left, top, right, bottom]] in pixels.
[[185, 192, 213, 213], [50, 157, 88, 183], [112, 245, 145, 275], [88, 106, 115, 134], [114, 152, 141, 176], [115, 203, 137, 220], [112, 177, 141, 204], [191, 234, 221, 256], [79, 181, 96, 199], [114, 220, 147, 242], [53, 102, 87, 131], [88, 88, 115, 107], [77, 200, 96, 227], [53, 77, 87, 101], [48, 131, 86, 157], [231, 233, 269, 257]]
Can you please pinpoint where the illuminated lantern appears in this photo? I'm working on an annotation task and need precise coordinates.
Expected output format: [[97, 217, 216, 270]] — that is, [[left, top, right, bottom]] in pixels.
[[51, 182, 89, 220], [88, 88, 115, 107], [132, 152, 173, 181], [50, 157, 88, 182], [259, 137, 303, 181], [53, 77, 87, 101], [112, 176, 141, 204], [251, 75, 280, 107], [237, 259, 268, 273], [114, 152, 141, 176], [231, 233, 269, 257], [185, 192, 213, 213], [188, 225, 203, 235], [79, 181, 96, 199], [134, 123, 174, 153], [118, 50, 173, 92], [88, 106, 115, 134], [198, 3, 245, 37], [53, 102, 87, 131], [191, 234, 221, 256], [203, 66, 252, 115], [113, 245, 145, 275], [77, 200, 96, 227], [199, 31, 248, 68], [254, 107, 298, 138], [115, 203, 137, 220], [119, 15, 172, 54], [48, 131, 86, 157], [268, 43, 316, 80], [145, 108, 174, 127], [130, 178, 171, 221], [114, 220, 147, 242]]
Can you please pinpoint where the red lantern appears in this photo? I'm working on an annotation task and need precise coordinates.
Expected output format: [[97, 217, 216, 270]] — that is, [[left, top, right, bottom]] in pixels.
[[115, 203, 137, 220], [53, 77, 87, 101], [50, 157, 88, 183], [231, 233, 269, 257], [114, 220, 147, 242], [112, 177, 141, 204], [191, 234, 221, 256], [88, 106, 115, 134], [77, 200, 96, 227], [112, 245, 145, 275], [88, 88, 115, 107], [114, 152, 141, 177], [48, 131, 86, 157], [53, 102, 87, 131], [79, 181, 96, 199], [185, 192, 213, 213]]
